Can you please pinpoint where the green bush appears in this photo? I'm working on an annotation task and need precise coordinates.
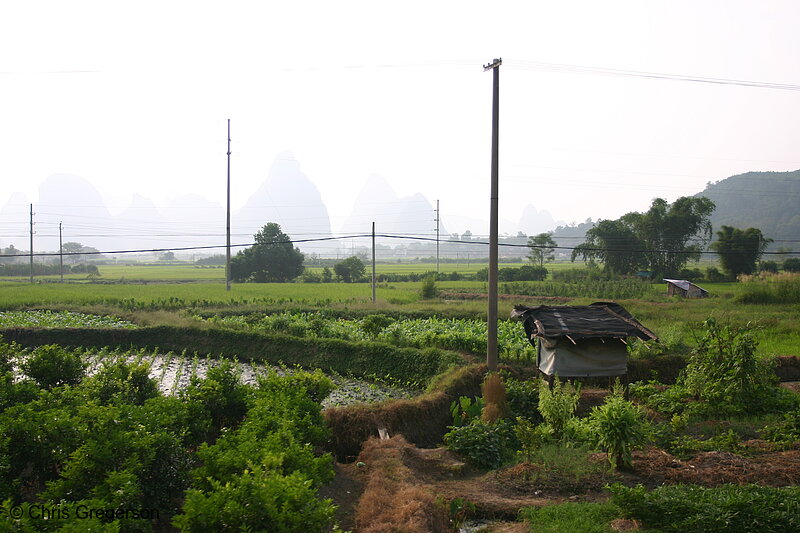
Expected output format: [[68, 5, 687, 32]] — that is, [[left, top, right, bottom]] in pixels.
[[681, 318, 779, 416], [20, 344, 85, 389], [82, 361, 159, 406], [443, 419, 516, 469], [610, 483, 800, 533], [174, 467, 335, 533], [538, 377, 580, 439], [784, 257, 800, 272], [759, 408, 800, 448], [588, 391, 651, 470], [420, 275, 438, 299], [504, 377, 541, 421]]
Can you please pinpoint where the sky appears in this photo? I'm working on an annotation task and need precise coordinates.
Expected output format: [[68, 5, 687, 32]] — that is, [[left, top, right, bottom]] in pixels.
[[2, 0, 799, 248]]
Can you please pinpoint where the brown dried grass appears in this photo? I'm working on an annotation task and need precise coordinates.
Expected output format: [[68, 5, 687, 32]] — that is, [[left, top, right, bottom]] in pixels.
[[481, 372, 509, 422], [355, 436, 451, 533]]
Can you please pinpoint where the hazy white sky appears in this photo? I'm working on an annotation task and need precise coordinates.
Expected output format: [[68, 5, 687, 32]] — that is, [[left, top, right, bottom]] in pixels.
[[2, 0, 799, 238]]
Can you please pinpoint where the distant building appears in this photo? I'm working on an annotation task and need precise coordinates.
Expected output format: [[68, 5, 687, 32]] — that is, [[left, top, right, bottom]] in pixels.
[[663, 279, 709, 298]]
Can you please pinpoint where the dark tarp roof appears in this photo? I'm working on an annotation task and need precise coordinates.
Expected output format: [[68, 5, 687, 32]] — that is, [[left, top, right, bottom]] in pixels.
[[510, 301, 657, 342]]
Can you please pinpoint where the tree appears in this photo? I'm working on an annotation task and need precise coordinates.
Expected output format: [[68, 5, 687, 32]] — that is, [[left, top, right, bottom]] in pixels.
[[61, 242, 101, 264], [710, 226, 771, 278], [572, 219, 646, 275], [572, 197, 715, 277], [230, 223, 304, 282], [333, 256, 365, 283], [621, 197, 715, 277], [527, 232, 556, 267], [159, 251, 176, 261]]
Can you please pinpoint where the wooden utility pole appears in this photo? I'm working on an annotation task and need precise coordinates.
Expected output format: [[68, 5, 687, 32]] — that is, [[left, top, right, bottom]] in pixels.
[[435, 199, 440, 273], [59, 222, 63, 283], [226, 119, 232, 291], [29, 204, 34, 284], [484, 57, 501, 371]]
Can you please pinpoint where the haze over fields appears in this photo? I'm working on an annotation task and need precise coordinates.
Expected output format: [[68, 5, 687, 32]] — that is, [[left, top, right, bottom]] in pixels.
[[2, 160, 797, 257]]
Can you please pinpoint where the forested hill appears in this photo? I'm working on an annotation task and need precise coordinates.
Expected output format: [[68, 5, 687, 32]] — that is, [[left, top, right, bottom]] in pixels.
[[694, 169, 800, 241]]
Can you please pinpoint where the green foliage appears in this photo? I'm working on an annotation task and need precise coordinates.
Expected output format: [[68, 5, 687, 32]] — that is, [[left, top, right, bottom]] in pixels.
[[230, 222, 305, 282], [359, 314, 394, 337], [573, 196, 715, 276], [520, 502, 621, 533], [333, 256, 366, 283], [504, 377, 541, 421], [681, 318, 778, 416], [181, 361, 251, 435], [736, 272, 800, 304], [572, 218, 645, 275], [587, 390, 651, 470], [527, 232, 557, 267], [784, 257, 800, 273], [538, 377, 581, 439], [0, 310, 135, 329], [443, 419, 516, 469], [759, 408, 800, 448], [760, 260, 779, 273], [449, 396, 485, 427], [446, 497, 476, 530], [20, 344, 86, 389], [419, 275, 438, 298], [501, 278, 649, 300], [710, 225, 771, 277], [609, 483, 800, 533], [514, 416, 553, 462], [173, 467, 335, 533], [82, 361, 159, 406]]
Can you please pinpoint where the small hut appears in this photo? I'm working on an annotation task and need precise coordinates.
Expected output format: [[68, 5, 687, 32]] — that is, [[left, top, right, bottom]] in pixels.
[[663, 279, 709, 298], [510, 302, 657, 381]]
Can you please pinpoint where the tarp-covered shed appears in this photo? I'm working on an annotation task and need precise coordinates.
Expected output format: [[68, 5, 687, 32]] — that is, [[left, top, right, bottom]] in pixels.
[[664, 279, 708, 298], [511, 302, 657, 378]]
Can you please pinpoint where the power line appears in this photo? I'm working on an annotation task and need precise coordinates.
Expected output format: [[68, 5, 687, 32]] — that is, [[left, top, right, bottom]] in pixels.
[[508, 60, 800, 92]]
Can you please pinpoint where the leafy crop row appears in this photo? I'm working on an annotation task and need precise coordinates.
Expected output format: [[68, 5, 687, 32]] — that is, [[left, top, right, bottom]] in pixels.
[[200, 312, 537, 362], [0, 310, 136, 329]]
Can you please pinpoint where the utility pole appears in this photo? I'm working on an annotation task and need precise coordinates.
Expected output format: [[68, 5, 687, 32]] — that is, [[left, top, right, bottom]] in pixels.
[[226, 119, 232, 291], [29, 204, 34, 284], [59, 222, 63, 283], [484, 57, 501, 372], [371, 221, 376, 303], [435, 199, 440, 272]]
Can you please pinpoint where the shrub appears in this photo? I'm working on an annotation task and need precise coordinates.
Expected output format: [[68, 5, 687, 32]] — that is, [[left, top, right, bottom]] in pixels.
[[784, 257, 800, 273], [759, 408, 800, 448], [360, 314, 394, 337], [443, 419, 516, 469], [174, 468, 335, 533], [20, 344, 85, 389], [587, 390, 651, 470], [760, 260, 779, 273], [82, 361, 159, 405], [705, 266, 727, 282], [538, 377, 581, 439], [420, 275, 438, 299], [504, 377, 541, 421], [681, 318, 778, 416], [609, 483, 800, 533]]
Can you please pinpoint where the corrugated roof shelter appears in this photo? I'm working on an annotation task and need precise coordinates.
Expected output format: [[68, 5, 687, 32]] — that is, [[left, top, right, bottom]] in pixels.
[[511, 302, 657, 378], [663, 279, 709, 298]]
